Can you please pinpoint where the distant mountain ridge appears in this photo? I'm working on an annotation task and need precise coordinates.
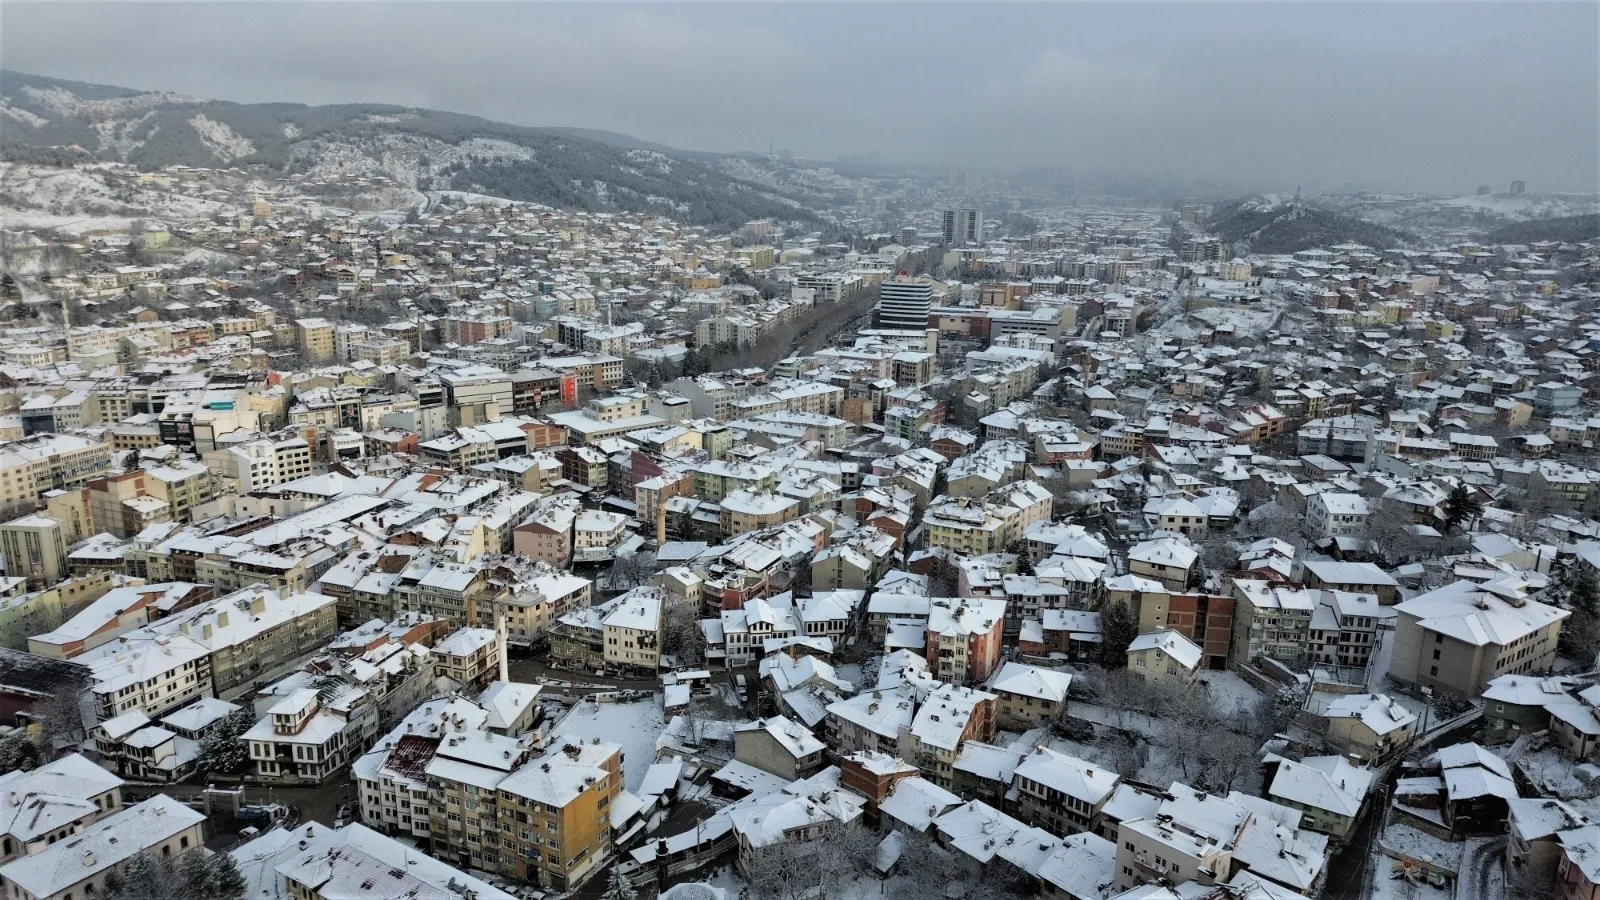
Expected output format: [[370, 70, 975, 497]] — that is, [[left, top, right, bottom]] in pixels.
[[0, 70, 820, 227], [1478, 214, 1600, 246], [1318, 191, 1600, 239], [1208, 196, 1416, 255]]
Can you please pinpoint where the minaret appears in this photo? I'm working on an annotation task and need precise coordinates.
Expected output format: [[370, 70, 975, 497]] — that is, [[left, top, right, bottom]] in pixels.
[[60, 295, 73, 360]]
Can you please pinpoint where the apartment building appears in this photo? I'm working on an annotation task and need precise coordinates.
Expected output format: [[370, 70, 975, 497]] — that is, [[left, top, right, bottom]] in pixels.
[[1113, 784, 1327, 895], [83, 632, 212, 722], [513, 493, 581, 567], [906, 683, 997, 788], [426, 728, 530, 871], [1126, 537, 1199, 591], [494, 740, 624, 891], [142, 461, 214, 524], [204, 434, 313, 494], [28, 581, 210, 659], [1229, 579, 1315, 668], [924, 596, 1005, 687], [825, 686, 916, 758], [1305, 491, 1370, 540], [353, 697, 491, 843], [719, 490, 800, 538], [601, 586, 663, 674], [1390, 579, 1568, 697], [0, 434, 113, 516], [432, 627, 502, 692], [734, 715, 827, 781], [0, 515, 68, 589], [296, 317, 336, 364], [490, 571, 592, 647], [81, 587, 339, 718], [1308, 590, 1385, 669], [236, 820, 515, 900]]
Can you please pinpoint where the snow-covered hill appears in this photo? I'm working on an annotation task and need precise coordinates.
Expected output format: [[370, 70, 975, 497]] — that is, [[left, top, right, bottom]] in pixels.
[[1319, 192, 1599, 238], [0, 69, 827, 228]]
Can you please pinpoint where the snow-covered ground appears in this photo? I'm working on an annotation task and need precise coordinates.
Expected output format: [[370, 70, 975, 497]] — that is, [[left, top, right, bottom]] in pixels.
[[1198, 670, 1263, 715], [1146, 292, 1286, 343], [0, 162, 231, 233], [1381, 822, 1465, 871], [551, 696, 667, 793], [1368, 628, 1398, 691], [1368, 868, 1454, 900], [1436, 193, 1597, 219], [1510, 746, 1600, 799]]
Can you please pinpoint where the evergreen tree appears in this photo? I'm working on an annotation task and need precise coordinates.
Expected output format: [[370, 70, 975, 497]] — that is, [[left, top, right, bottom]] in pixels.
[[180, 850, 215, 898], [0, 731, 40, 772], [104, 848, 246, 900], [1100, 600, 1138, 668], [1572, 564, 1600, 620], [197, 708, 256, 778], [603, 867, 638, 900], [103, 850, 165, 900], [209, 851, 247, 900], [1442, 484, 1484, 533], [1009, 540, 1034, 577]]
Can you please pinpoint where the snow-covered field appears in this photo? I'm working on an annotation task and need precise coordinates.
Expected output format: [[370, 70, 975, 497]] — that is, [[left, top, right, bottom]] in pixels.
[[551, 696, 668, 792], [0, 162, 231, 232], [1436, 193, 1598, 220]]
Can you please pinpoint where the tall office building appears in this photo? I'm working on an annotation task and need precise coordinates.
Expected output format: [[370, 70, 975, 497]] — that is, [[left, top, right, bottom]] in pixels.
[[1510, 180, 1527, 195], [875, 277, 934, 331], [942, 207, 982, 246]]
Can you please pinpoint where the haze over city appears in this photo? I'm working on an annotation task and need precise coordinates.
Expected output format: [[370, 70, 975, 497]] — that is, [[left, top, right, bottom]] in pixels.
[[4, 1, 1598, 193]]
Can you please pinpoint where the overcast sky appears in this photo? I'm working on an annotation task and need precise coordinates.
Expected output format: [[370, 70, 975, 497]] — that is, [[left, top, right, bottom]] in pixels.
[[4, 2, 1596, 194]]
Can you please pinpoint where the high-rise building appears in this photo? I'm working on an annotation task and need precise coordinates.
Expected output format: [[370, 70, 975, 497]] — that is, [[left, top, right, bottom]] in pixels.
[[942, 207, 982, 245], [1510, 180, 1527, 195], [875, 277, 934, 331], [0, 514, 67, 590], [1180, 237, 1225, 263]]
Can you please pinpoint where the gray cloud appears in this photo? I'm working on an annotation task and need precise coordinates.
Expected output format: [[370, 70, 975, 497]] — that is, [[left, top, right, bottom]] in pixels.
[[3, 1, 1595, 194]]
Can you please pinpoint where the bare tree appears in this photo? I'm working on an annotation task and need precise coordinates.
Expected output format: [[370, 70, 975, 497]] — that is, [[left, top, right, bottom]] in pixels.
[[743, 824, 866, 900], [35, 674, 92, 755], [887, 830, 967, 900], [661, 601, 708, 666], [1238, 501, 1308, 552], [1199, 539, 1239, 580], [609, 551, 658, 591], [1361, 499, 1434, 566]]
